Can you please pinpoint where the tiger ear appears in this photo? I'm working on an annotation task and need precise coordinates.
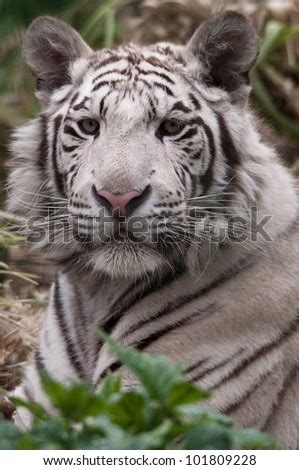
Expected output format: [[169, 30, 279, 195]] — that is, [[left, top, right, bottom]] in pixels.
[[187, 11, 259, 94], [23, 16, 92, 95]]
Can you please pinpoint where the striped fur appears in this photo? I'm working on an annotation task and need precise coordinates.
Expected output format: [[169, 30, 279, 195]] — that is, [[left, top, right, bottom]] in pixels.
[[7, 13, 298, 448]]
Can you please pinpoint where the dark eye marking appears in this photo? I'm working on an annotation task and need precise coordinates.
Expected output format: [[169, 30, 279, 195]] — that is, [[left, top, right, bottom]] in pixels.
[[62, 144, 78, 153], [64, 125, 86, 140], [173, 127, 198, 142], [68, 163, 77, 174], [171, 101, 192, 113]]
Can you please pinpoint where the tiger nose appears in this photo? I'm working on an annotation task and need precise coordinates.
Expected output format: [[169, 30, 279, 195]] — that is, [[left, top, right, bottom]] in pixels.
[[92, 186, 151, 217]]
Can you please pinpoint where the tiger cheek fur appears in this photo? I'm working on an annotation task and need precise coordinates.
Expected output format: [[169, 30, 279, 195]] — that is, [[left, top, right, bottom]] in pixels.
[[7, 13, 298, 448]]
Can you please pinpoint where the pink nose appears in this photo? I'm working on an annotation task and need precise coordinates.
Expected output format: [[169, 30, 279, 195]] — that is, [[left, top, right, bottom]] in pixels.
[[96, 189, 141, 216]]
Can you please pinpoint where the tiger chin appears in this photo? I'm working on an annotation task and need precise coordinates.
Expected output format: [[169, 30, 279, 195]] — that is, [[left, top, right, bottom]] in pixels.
[[7, 12, 298, 448]]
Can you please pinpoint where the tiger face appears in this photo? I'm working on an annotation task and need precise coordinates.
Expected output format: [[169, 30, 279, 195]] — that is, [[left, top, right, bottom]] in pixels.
[[9, 12, 259, 278]]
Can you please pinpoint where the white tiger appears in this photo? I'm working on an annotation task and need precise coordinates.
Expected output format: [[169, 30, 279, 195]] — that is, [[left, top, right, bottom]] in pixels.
[[7, 12, 298, 448]]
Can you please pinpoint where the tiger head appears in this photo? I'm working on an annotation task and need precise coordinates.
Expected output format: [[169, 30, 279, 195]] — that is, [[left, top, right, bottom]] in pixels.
[[8, 12, 264, 279]]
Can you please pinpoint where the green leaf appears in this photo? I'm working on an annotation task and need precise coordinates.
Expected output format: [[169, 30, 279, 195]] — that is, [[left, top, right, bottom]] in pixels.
[[178, 405, 233, 427], [4, 334, 277, 450], [251, 68, 299, 140], [108, 391, 146, 430], [0, 418, 22, 449], [182, 423, 233, 450], [98, 331, 183, 403], [258, 20, 299, 65], [231, 428, 277, 450], [19, 418, 71, 450], [98, 372, 121, 399], [168, 381, 210, 407], [41, 375, 104, 421], [0, 0, 83, 38], [12, 397, 47, 421]]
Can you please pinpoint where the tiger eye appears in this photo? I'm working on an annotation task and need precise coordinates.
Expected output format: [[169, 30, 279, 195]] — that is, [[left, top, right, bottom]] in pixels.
[[158, 119, 185, 137], [78, 118, 99, 135]]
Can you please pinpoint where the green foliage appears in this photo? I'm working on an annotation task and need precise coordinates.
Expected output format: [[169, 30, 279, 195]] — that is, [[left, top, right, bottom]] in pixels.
[[0, 333, 276, 450], [0, 0, 83, 39], [252, 20, 299, 140]]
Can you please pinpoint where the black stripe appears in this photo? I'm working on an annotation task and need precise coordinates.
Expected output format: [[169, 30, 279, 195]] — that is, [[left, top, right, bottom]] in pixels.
[[72, 284, 89, 360], [190, 347, 245, 383], [211, 316, 299, 391], [190, 149, 203, 160], [145, 56, 171, 72], [147, 95, 157, 117], [174, 127, 198, 142], [189, 93, 201, 110], [54, 278, 85, 378], [23, 384, 35, 403], [92, 68, 127, 83], [72, 96, 89, 111], [128, 255, 256, 346], [185, 357, 209, 375], [92, 80, 122, 92], [222, 366, 275, 415], [117, 264, 187, 339], [62, 144, 78, 153], [38, 114, 49, 170], [96, 263, 186, 355], [69, 92, 79, 107], [68, 164, 77, 174], [198, 118, 216, 193], [261, 366, 298, 431], [96, 258, 257, 384], [190, 174, 198, 198], [136, 78, 152, 90], [64, 124, 84, 140], [99, 90, 113, 116], [135, 307, 212, 352], [153, 82, 174, 96], [216, 113, 240, 167], [69, 167, 79, 188], [35, 348, 46, 374], [216, 113, 240, 200], [52, 115, 65, 197], [97, 361, 122, 382], [171, 101, 192, 113], [93, 55, 122, 70], [178, 166, 186, 187], [139, 69, 175, 85], [97, 307, 209, 383]]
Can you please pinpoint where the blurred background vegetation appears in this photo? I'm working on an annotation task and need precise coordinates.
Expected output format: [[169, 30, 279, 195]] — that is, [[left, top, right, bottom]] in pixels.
[[0, 0, 299, 391]]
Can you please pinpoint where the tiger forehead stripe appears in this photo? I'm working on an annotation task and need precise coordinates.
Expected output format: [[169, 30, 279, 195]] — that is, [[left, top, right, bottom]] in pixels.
[[72, 96, 89, 111], [171, 101, 192, 113], [92, 68, 128, 84]]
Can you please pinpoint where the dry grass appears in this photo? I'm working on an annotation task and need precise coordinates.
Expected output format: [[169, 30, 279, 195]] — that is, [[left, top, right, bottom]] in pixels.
[[0, 282, 46, 391]]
